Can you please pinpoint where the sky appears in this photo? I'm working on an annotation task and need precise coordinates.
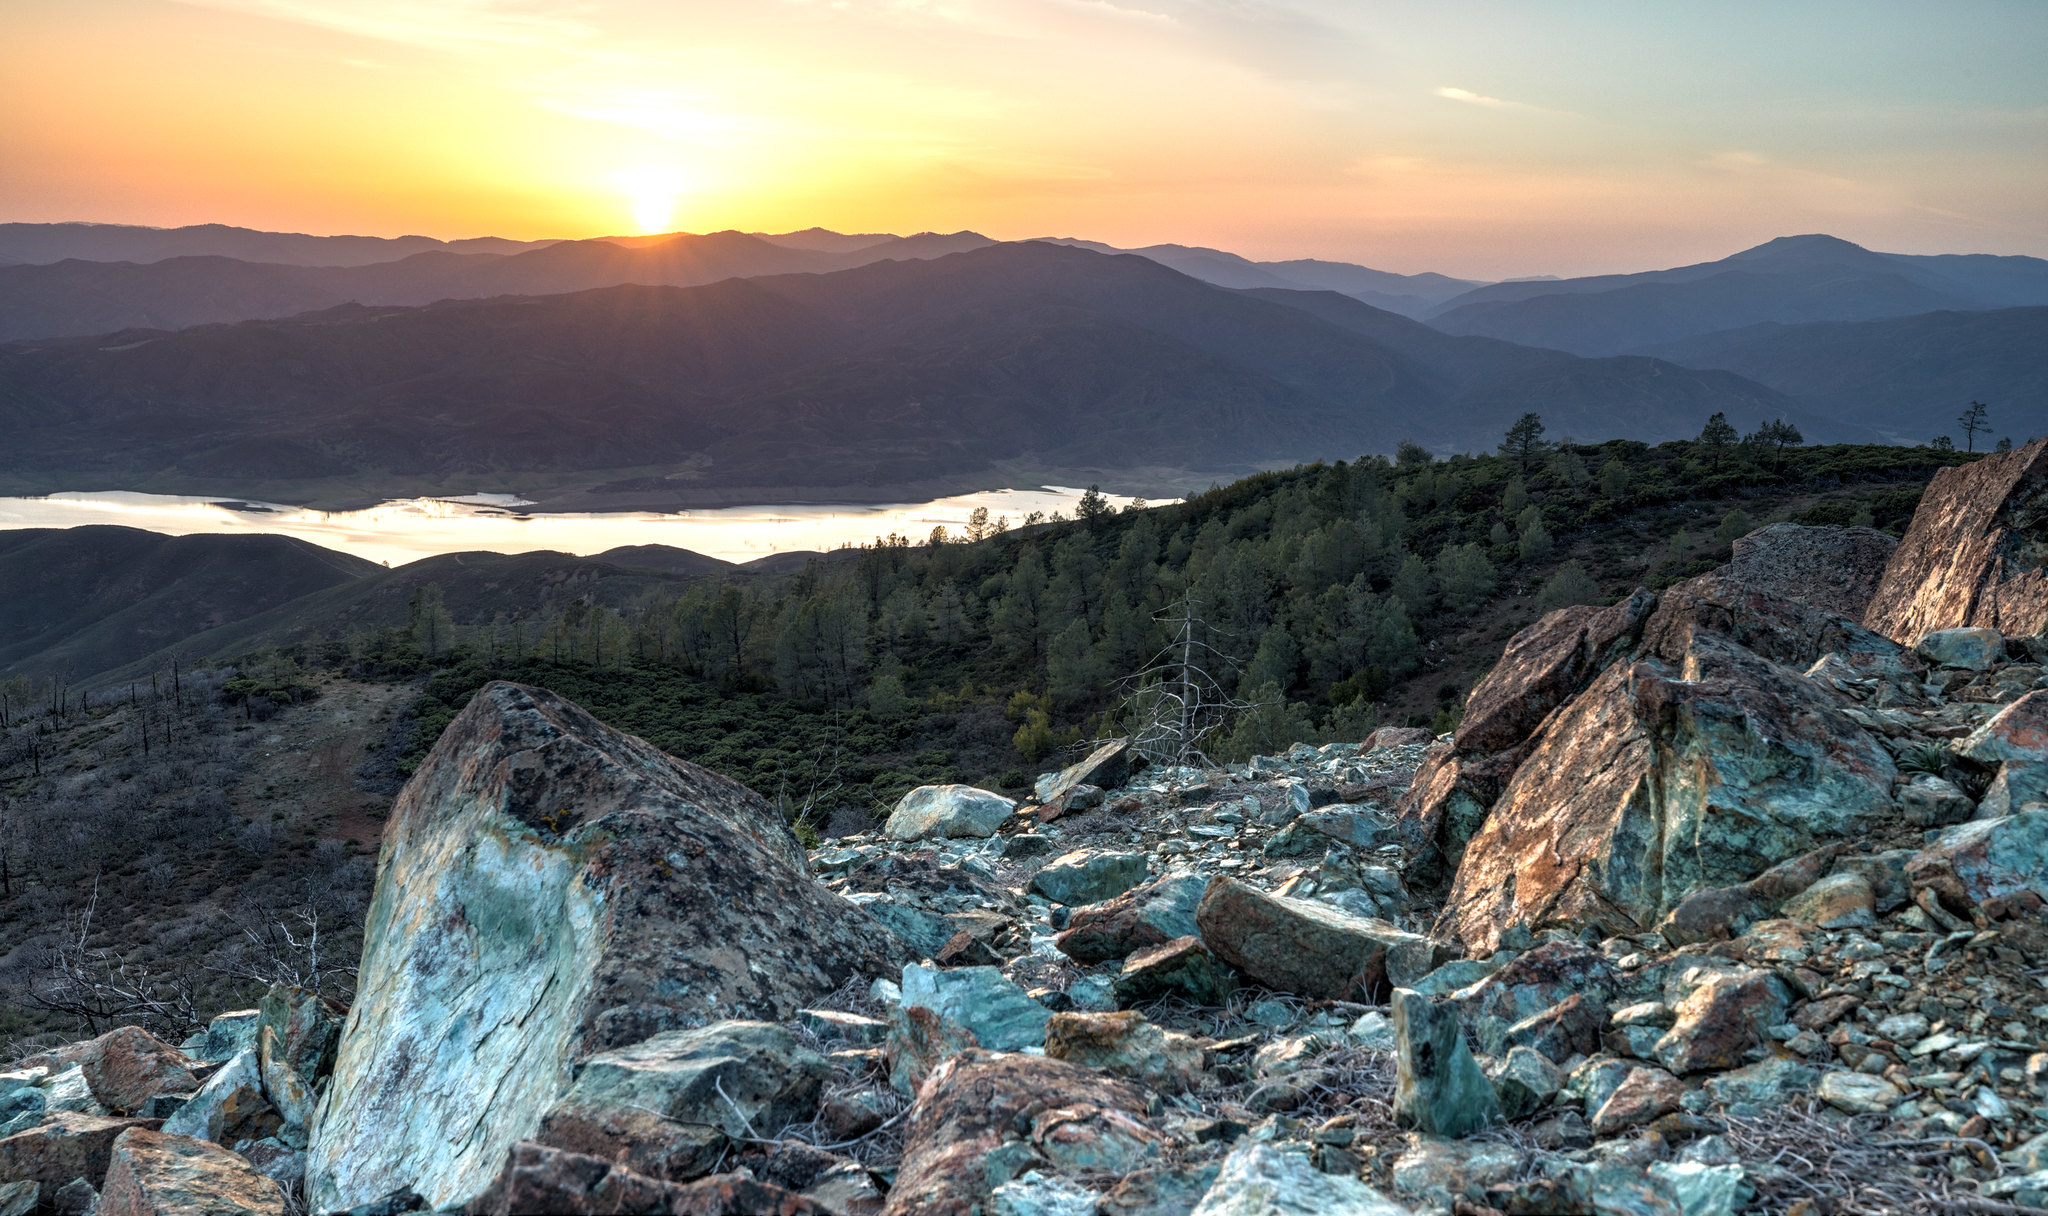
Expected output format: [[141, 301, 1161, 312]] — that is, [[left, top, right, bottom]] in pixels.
[[2, 0, 2044, 279]]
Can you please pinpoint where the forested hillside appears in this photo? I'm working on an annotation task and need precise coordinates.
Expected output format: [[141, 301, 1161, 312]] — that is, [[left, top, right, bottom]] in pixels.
[[128, 427, 1969, 830]]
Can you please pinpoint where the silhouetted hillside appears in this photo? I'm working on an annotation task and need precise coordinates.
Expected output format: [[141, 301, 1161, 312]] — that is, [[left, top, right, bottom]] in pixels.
[[0, 221, 555, 268], [1639, 306, 2048, 443], [0, 230, 1003, 342], [1426, 234, 2048, 355], [0, 526, 378, 680], [1042, 238, 1479, 316], [0, 243, 1837, 495]]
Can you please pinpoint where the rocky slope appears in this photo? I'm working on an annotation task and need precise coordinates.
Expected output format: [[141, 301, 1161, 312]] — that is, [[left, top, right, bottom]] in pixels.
[[4, 448, 2048, 1214]]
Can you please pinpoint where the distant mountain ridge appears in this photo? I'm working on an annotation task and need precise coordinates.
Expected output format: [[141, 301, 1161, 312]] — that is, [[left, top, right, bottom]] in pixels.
[[1638, 305, 2048, 443], [0, 229, 1001, 342], [0, 242, 1843, 500], [1425, 234, 2048, 355], [0, 221, 558, 268]]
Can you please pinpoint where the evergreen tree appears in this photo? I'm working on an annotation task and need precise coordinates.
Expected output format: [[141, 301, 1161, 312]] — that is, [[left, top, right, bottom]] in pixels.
[[1499, 413, 1549, 471], [1698, 412, 1738, 470], [1958, 401, 1990, 452], [1435, 543, 1497, 611], [1536, 561, 1601, 611], [1598, 458, 1631, 500]]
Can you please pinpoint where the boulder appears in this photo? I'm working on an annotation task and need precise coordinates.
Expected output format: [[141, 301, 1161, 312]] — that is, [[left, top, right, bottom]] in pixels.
[[1640, 571, 1909, 675], [0, 1112, 160, 1205], [1862, 437, 2048, 643], [885, 785, 1017, 841], [1457, 589, 1658, 756], [1043, 1012, 1204, 1094], [1700, 1057, 1817, 1110], [1196, 876, 1431, 1003], [1917, 627, 2007, 670], [97, 1127, 285, 1216], [1653, 967, 1790, 1075], [1498, 993, 1606, 1063], [1264, 806, 1392, 857], [62, 1029, 201, 1117], [1364, 726, 1436, 750], [1487, 1046, 1563, 1119], [180, 1011, 259, 1066], [1388, 1138, 1524, 1212], [886, 1005, 981, 1098], [1055, 873, 1204, 964], [1959, 690, 2048, 762], [1112, 937, 1238, 1007], [1190, 1141, 1411, 1216], [465, 1143, 829, 1216], [0, 1181, 29, 1216], [1589, 1067, 1684, 1135], [1029, 850, 1150, 906], [1779, 872, 1875, 928], [1979, 763, 2048, 818], [1899, 774, 1977, 827], [1718, 523, 1898, 619], [1391, 988, 1500, 1137], [534, 1021, 828, 1179], [160, 1049, 279, 1145], [1906, 809, 2048, 911], [1034, 740, 1133, 805], [886, 1051, 1162, 1216], [1816, 1071, 1902, 1115], [900, 965, 1050, 1052], [1450, 943, 1617, 1027], [308, 682, 907, 1214], [1443, 631, 1897, 953]]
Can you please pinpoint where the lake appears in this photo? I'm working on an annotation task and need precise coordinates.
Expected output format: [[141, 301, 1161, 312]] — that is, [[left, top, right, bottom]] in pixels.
[[0, 487, 1150, 566]]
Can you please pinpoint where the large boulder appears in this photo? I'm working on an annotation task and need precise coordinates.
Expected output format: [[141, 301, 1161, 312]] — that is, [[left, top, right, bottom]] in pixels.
[[1718, 523, 1898, 620], [886, 1051, 1163, 1216], [1863, 437, 2048, 643], [1195, 876, 1433, 1002], [1055, 873, 1205, 964], [1442, 629, 1897, 953], [1640, 570, 1909, 673], [308, 682, 907, 1213], [1028, 850, 1150, 906], [1034, 739, 1133, 805], [98, 1127, 286, 1216], [885, 785, 1016, 840]]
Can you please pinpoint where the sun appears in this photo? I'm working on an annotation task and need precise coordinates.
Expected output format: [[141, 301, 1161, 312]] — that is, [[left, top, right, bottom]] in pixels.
[[616, 166, 685, 235]]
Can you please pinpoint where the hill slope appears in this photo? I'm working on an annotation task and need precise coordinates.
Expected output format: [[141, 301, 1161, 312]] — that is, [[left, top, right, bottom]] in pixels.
[[1426, 234, 2048, 355], [0, 221, 556, 268], [0, 243, 1839, 497], [0, 526, 380, 680]]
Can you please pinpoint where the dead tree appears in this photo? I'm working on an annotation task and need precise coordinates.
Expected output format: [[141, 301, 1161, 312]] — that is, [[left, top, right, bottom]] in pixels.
[[1110, 591, 1254, 770]]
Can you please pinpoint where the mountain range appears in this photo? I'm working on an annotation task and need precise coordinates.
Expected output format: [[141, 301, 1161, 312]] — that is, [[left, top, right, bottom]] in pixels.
[[1424, 234, 2048, 355], [0, 242, 1837, 499]]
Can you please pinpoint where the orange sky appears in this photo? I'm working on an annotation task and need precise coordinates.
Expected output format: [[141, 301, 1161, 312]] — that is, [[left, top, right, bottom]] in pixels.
[[3, 0, 2044, 278]]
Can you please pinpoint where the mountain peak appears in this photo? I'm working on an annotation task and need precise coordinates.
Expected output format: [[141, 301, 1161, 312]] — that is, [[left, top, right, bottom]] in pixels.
[[1725, 233, 1880, 263]]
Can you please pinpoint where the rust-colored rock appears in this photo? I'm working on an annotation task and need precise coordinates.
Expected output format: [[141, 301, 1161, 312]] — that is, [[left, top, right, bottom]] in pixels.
[[465, 1143, 828, 1216], [61, 1028, 199, 1117], [1451, 942, 1617, 1027], [1864, 438, 2048, 643], [1589, 1067, 1685, 1134], [886, 1050, 1162, 1216], [1641, 570, 1907, 672], [1392, 744, 1529, 887], [1054, 873, 1202, 964], [1442, 630, 1896, 953], [1654, 967, 1790, 1075], [0, 1113, 161, 1205], [310, 682, 909, 1214], [98, 1127, 285, 1216], [1719, 523, 1899, 620], [1365, 726, 1437, 749], [1456, 589, 1656, 756], [1195, 876, 1429, 1002]]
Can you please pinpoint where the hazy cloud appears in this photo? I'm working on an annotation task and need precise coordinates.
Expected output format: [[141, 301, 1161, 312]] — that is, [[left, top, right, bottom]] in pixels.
[[177, 0, 596, 53]]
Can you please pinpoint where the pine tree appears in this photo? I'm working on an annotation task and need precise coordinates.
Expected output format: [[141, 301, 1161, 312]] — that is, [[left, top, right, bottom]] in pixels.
[[1958, 401, 1990, 453], [1499, 413, 1549, 471]]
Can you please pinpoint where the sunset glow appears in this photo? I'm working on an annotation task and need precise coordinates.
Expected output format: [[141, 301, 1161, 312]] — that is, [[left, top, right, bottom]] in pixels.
[[1, 1, 2043, 276]]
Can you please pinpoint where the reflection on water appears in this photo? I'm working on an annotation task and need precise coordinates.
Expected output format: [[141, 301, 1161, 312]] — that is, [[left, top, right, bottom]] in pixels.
[[0, 487, 1150, 567]]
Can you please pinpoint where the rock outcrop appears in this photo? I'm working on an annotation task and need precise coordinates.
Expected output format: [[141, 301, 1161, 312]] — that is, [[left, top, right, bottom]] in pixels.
[[1864, 436, 2048, 642], [1718, 521, 1898, 620], [308, 682, 907, 1213], [1443, 627, 1896, 951]]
